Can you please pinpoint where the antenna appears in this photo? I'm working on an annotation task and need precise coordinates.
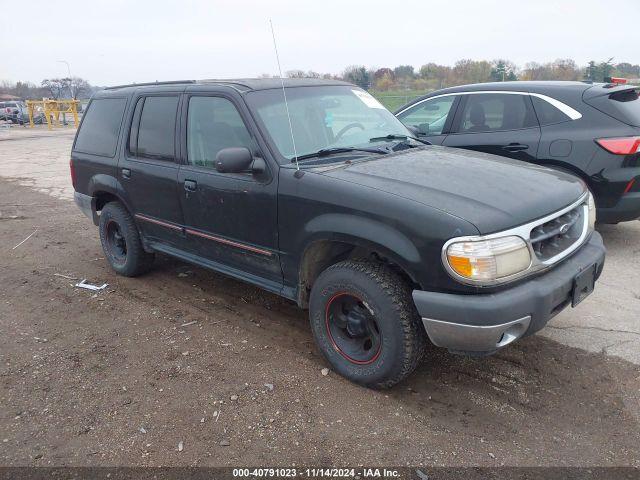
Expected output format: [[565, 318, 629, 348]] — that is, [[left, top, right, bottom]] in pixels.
[[269, 19, 299, 170]]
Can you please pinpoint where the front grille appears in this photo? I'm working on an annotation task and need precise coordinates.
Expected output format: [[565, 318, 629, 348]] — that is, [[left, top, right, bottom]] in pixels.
[[530, 205, 585, 262]]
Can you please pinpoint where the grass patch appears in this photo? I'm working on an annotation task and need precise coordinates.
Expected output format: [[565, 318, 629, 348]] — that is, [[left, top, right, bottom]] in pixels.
[[370, 89, 432, 111]]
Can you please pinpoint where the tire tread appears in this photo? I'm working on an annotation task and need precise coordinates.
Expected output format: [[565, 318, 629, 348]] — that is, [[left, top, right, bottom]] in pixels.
[[318, 259, 426, 388], [99, 201, 154, 277]]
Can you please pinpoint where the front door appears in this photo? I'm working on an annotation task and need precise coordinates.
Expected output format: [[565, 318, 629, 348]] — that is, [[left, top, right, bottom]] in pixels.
[[177, 93, 282, 290], [443, 92, 541, 162]]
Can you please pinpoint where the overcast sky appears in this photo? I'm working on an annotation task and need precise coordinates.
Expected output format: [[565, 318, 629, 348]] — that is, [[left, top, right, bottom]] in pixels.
[[2, 0, 638, 86]]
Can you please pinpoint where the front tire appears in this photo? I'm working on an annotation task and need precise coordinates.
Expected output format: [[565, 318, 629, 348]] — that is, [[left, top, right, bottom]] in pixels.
[[309, 260, 427, 389], [99, 202, 154, 277]]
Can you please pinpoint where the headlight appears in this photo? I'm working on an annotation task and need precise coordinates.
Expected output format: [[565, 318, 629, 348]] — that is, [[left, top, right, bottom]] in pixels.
[[587, 191, 596, 230], [444, 236, 532, 284]]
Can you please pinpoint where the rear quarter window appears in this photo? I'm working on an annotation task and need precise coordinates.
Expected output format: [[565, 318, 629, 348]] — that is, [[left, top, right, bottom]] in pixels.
[[531, 96, 572, 125], [74, 98, 127, 157]]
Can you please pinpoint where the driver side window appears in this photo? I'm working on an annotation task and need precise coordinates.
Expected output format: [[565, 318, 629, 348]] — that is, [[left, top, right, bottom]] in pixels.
[[187, 96, 254, 169], [397, 96, 456, 136]]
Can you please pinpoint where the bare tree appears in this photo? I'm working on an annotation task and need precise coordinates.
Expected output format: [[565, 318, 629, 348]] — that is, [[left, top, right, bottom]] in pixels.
[[40, 77, 92, 99], [521, 59, 580, 81], [41, 78, 68, 99], [69, 77, 91, 99], [285, 70, 323, 79], [286, 69, 306, 78], [452, 59, 492, 85], [342, 65, 371, 90]]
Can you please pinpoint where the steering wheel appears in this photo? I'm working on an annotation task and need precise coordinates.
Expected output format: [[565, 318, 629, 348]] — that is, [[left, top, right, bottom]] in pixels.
[[334, 122, 365, 141]]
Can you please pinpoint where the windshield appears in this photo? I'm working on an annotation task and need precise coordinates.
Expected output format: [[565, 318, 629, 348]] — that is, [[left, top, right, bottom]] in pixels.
[[245, 86, 412, 163]]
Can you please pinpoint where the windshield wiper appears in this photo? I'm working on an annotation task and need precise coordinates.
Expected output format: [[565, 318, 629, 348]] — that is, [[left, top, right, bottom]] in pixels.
[[369, 134, 431, 145], [292, 146, 388, 163]]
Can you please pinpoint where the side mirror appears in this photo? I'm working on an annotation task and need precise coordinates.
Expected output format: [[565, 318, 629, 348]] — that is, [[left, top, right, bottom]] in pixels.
[[215, 147, 253, 173], [251, 157, 267, 174], [407, 125, 427, 137]]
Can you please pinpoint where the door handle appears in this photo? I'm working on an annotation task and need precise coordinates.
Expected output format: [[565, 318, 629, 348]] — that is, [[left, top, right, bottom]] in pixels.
[[502, 143, 529, 152], [184, 179, 197, 192], [122, 168, 131, 179]]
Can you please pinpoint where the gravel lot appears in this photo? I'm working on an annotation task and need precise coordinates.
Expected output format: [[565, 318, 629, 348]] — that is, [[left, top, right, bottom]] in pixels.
[[1, 126, 639, 467]]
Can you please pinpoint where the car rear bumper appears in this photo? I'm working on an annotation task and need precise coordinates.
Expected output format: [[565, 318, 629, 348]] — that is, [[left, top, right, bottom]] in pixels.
[[74, 191, 98, 225], [597, 192, 640, 223], [412, 232, 605, 355]]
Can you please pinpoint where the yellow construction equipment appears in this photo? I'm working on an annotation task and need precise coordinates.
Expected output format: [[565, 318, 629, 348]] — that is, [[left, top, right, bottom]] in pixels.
[[26, 99, 80, 130]]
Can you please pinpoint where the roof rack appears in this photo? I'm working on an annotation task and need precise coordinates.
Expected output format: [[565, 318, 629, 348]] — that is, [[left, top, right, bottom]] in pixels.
[[104, 80, 196, 90], [199, 79, 253, 88]]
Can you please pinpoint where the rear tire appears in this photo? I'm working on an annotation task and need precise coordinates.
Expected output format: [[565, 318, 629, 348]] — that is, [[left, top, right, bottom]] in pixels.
[[309, 260, 427, 389], [99, 202, 154, 277]]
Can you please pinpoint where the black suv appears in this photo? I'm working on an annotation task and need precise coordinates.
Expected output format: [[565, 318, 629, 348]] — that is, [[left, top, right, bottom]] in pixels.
[[72, 79, 605, 388], [396, 81, 640, 223]]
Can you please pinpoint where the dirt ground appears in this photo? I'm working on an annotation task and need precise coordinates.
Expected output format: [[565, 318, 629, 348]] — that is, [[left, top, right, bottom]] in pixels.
[[1, 127, 639, 467]]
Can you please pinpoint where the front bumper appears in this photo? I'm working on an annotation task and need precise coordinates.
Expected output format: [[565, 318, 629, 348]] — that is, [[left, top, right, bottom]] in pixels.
[[412, 232, 606, 354]]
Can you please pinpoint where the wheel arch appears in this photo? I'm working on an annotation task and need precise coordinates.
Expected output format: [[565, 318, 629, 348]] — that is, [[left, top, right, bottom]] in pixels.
[[88, 174, 133, 216], [538, 160, 592, 189], [296, 214, 423, 308]]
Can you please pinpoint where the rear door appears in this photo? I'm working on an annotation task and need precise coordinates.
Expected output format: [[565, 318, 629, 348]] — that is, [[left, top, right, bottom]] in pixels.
[[176, 90, 282, 290], [443, 92, 541, 162], [395, 95, 459, 145], [119, 92, 185, 247]]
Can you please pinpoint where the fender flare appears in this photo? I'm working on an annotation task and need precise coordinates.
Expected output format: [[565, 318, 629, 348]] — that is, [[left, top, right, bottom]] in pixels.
[[298, 213, 423, 288], [88, 174, 133, 214]]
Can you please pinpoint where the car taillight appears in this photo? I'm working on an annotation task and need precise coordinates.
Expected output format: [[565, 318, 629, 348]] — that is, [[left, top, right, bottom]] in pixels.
[[596, 136, 640, 155], [70, 158, 77, 190]]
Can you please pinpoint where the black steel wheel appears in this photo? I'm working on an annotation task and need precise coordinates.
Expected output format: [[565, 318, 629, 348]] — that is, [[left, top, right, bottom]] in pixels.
[[325, 293, 382, 364], [99, 201, 154, 277], [309, 260, 427, 389], [104, 219, 127, 265]]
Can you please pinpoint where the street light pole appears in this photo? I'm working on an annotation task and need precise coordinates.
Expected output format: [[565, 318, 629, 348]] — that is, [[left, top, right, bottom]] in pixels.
[[57, 60, 73, 98]]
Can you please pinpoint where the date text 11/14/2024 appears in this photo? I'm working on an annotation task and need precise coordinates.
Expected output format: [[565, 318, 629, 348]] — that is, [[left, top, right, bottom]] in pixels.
[[232, 468, 401, 478]]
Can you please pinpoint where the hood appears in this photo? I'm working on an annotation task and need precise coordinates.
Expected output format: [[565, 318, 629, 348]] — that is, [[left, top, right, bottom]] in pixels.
[[320, 146, 586, 234]]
